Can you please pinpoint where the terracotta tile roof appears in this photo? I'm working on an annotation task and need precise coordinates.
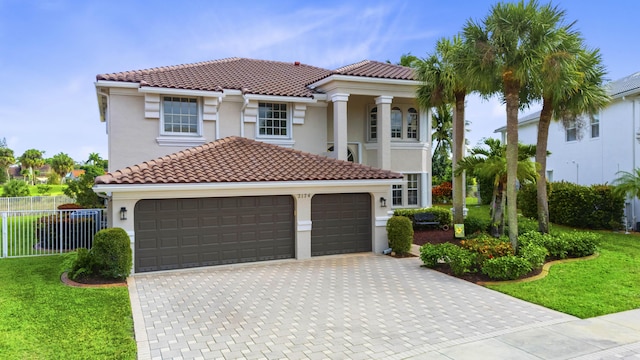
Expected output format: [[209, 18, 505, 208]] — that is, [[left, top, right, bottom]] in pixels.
[[95, 137, 402, 185], [96, 58, 333, 98], [334, 60, 416, 80]]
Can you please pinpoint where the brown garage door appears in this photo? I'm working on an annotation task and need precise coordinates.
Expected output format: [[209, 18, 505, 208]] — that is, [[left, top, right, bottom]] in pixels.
[[134, 196, 294, 272], [311, 193, 372, 256]]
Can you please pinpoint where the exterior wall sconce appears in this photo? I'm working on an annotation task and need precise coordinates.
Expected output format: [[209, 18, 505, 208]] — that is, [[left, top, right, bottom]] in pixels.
[[120, 207, 127, 221], [380, 197, 387, 208]]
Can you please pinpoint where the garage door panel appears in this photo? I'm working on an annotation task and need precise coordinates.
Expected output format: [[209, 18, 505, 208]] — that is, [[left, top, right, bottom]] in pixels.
[[311, 193, 371, 256], [135, 196, 294, 272]]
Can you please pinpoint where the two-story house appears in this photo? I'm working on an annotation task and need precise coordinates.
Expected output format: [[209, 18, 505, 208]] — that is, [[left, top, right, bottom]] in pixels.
[[92, 57, 431, 273], [495, 71, 640, 231]]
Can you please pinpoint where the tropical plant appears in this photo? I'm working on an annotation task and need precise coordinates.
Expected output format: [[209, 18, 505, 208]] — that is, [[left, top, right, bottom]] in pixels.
[[64, 172, 104, 208], [2, 179, 29, 197], [18, 149, 45, 185], [431, 104, 453, 183], [455, 138, 539, 237], [0, 145, 15, 183], [416, 34, 473, 224], [50, 152, 75, 183], [463, 0, 568, 249], [534, 27, 609, 233], [86, 152, 102, 166], [612, 168, 640, 199]]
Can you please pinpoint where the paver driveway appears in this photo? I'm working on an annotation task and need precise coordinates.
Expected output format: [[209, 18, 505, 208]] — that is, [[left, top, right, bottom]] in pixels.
[[130, 254, 575, 359], [129, 254, 581, 359]]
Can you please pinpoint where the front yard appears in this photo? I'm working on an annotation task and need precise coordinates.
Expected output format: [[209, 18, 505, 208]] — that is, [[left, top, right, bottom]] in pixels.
[[0, 256, 136, 359]]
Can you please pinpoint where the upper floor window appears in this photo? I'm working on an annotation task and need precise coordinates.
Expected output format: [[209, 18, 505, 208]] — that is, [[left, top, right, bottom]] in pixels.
[[392, 184, 403, 206], [259, 102, 289, 137], [162, 97, 199, 135], [590, 114, 600, 138], [566, 124, 577, 142], [391, 107, 402, 138], [407, 108, 418, 139], [369, 107, 378, 140]]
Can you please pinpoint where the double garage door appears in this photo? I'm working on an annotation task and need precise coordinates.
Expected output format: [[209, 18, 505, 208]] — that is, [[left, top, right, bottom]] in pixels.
[[134, 194, 371, 272]]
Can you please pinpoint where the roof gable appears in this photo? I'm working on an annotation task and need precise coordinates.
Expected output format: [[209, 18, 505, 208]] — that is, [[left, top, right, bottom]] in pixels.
[[95, 137, 402, 185]]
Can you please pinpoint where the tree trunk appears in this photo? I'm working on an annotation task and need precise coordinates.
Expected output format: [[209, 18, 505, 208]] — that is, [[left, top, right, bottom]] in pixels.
[[536, 98, 552, 233], [452, 92, 466, 224], [490, 180, 505, 238], [504, 77, 520, 251]]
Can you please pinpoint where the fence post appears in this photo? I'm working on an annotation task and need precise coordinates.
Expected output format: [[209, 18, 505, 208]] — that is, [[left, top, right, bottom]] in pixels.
[[2, 212, 7, 258]]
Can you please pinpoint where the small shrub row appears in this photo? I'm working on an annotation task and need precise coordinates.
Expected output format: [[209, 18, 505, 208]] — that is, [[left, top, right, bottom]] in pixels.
[[65, 227, 132, 280], [460, 234, 514, 261], [419, 243, 478, 276], [518, 230, 599, 259], [393, 207, 452, 228]]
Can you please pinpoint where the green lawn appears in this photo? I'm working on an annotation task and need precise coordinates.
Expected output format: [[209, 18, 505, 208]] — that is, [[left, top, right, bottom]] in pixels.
[[0, 256, 136, 359], [0, 184, 67, 196], [487, 230, 640, 318]]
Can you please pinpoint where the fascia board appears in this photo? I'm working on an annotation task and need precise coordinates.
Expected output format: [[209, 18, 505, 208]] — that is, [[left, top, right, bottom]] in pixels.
[[309, 74, 420, 89], [138, 87, 224, 98], [95, 80, 139, 89]]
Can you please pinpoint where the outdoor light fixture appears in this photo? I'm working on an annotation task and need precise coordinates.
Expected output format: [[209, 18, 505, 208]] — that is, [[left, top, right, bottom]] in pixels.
[[119, 207, 127, 221], [380, 197, 387, 208]]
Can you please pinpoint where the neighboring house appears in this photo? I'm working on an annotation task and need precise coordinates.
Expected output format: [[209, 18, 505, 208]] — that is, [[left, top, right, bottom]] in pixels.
[[495, 71, 640, 231], [8, 164, 51, 181], [93, 57, 431, 273], [66, 169, 85, 180]]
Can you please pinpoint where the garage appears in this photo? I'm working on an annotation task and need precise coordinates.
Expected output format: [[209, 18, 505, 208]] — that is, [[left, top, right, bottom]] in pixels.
[[311, 193, 372, 256], [134, 195, 294, 272]]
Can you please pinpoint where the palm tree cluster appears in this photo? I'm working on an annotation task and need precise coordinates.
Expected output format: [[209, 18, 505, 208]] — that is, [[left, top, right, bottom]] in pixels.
[[415, 0, 609, 248]]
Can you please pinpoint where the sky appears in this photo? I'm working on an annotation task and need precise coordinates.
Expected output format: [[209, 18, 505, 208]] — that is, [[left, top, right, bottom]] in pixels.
[[1, 0, 639, 164]]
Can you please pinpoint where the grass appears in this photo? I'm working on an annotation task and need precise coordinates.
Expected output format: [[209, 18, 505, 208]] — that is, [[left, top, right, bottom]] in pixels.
[[486, 230, 640, 318], [0, 256, 136, 359], [0, 184, 67, 196]]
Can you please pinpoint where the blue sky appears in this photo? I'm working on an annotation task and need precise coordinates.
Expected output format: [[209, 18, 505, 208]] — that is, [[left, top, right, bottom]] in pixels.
[[1, 0, 638, 164]]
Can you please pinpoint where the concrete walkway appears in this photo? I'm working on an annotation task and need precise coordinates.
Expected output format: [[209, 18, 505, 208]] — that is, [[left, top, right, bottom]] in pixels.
[[128, 254, 640, 359]]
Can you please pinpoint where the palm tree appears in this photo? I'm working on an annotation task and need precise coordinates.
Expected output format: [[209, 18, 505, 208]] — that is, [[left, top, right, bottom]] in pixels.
[[18, 149, 45, 186], [455, 138, 538, 237], [463, 0, 567, 249], [416, 34, 472, 224], [431, 104, 453, 183], [612, 169, 640, 200], [0, 147, 15, 182], [87, 152, 102, 166], [51, 152, 75, 183], [535, 35, 609, 233]]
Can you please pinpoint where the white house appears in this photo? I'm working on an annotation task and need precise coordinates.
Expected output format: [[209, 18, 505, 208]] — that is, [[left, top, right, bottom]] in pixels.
[[495, 71, 640, 231], [92, 57, 432, 273]]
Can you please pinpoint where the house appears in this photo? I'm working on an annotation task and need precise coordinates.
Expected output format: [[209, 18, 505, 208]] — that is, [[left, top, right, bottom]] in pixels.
[[495, 71, 640, 231], [93, 57, 432, 273]]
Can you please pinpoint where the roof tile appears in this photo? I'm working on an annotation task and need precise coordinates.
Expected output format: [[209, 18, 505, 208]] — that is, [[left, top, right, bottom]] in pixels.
[[95, 137, 402, 185]]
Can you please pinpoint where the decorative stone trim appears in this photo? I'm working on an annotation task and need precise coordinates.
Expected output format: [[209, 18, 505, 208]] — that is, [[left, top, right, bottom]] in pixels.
[[144, 93, 160, 119], [292, 104, 307, 124], [203, 97, 220, 121]]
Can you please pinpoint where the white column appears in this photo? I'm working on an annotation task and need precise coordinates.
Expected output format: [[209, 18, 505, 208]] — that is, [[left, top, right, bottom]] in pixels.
[[331, 93, 349, 161], [420, 108, 429, 144], [295, 196, 312, 260], [375, 95, 393, 169], [421, 171, 430, 208]]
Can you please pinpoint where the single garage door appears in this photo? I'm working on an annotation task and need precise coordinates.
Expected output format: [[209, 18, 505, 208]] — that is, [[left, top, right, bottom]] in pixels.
[[311, 193, 372, 256], [134, 196, 294, 272]]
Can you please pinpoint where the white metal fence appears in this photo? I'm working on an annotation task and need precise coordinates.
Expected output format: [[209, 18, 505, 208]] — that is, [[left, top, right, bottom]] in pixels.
[[0, 195, 75, 211], [1, 209, 107, 258]]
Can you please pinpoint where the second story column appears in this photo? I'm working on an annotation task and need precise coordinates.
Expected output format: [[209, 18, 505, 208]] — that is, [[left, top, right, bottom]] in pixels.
[[375, 95, 393, 169], [332, 93, 349, 161]]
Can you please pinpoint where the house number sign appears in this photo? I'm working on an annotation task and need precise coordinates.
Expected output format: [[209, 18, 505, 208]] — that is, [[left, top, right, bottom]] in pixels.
[[296, 194, 311, 199]]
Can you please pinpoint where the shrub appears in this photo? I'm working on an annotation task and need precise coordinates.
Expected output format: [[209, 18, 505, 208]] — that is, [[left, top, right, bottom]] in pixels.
[[448, 247, 479, 276], [517, 217, 540, 235], [432, 181, 452, 204], [36, 184, 51, 195], [518, 230, 569, 259], [517, 182, 539, 219], [460, 234, 514, 262], [2, 179, 29, 197], [90, 228, 132, 280], [561, 231, 600, 257], [420, 243, 451, 268], [47, 172, 61, 185], [419, 243, 478, 275], [481, 256, 532, 280], [67, 248, 95, 280], [386, 216, 414, 255], [518, 243, 548, 269], [394, 207, 452, 228], [463, 216, 490, 236]]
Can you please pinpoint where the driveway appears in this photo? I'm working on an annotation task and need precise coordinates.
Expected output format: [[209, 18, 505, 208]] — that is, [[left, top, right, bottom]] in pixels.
[[128, 254, 640, 359]]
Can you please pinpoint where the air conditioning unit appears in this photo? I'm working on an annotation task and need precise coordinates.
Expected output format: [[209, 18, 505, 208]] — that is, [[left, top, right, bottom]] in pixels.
[[326, 143, 361, 163]]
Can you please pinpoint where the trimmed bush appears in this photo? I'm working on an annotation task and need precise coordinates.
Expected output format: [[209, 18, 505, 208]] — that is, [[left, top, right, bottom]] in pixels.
[[394, 207, 452, 228], [518, 230, 569, 259], [518, 243, 548, 269], [561, 231, 600, 257], [386, 216, 413, 255], [481, 256, 532, 280], [67, 248, 94, 280], [463, 216, 490, 236], [91, 228, 132, 280]]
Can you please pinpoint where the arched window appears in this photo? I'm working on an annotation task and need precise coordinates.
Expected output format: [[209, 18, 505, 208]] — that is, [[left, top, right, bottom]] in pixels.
[[391, 107, 402, 138], [407, 108, 418, 139]]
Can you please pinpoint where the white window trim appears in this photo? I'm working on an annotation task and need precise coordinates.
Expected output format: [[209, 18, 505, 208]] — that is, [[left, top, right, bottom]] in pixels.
[[565, 125, 577, 142], [390, 173, 421, 208], [159, 96, 203, 137], [590, 114, 600, 139], [256, 102, 292, 140], [367, 105, 378, 142], [367, 103, 420, 143]]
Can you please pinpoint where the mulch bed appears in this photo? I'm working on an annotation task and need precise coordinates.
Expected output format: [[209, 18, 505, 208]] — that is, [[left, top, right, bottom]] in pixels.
[[413, 228, 542, 284], [61, 272, 127, 288]]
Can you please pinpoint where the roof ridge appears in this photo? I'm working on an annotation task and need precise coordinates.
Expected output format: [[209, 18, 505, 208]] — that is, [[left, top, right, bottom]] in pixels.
[[99, 57, 242, 78], [334, 60, 371, 73]]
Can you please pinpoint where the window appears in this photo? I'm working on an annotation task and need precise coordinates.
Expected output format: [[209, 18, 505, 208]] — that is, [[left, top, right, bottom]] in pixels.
[[259, 102, 288, 137], [369, 107, 377, 140], [546, 170, 553, 182], [407, 174, 419, 205], [591, 115, 600, 138], [391, 107, 402, 138], [392, 184, 403, 206], [566, 124, 577, 142], [407, 108, 418, 139], [162, 97, 199, 134]]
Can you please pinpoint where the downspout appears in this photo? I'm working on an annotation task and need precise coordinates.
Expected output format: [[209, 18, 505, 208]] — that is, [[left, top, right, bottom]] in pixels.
[[215, 95, 223, 140], [633, 98, 637, 230], [240, 94, 249, 138]]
